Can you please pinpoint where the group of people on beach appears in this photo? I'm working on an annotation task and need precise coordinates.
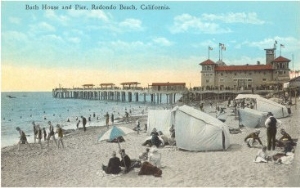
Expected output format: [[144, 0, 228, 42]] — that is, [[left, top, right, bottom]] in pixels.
[[16, 120, 64, 151], [102, 146, 163, 177], [243, 111, 297, 163]]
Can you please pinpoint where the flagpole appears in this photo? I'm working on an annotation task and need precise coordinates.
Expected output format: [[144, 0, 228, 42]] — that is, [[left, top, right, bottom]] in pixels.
[[219, 44, 221, 60], [280, 46, 281, 56], [208, 46, 210, 59], [221, 46, 223, 60]]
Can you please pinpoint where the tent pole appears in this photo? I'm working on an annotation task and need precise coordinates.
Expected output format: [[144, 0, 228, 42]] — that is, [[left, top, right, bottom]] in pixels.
[[118, 140, 127, 173]]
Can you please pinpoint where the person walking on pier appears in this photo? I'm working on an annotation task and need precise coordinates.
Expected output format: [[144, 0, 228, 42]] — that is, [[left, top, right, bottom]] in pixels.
[[81, 116, 87, 132]]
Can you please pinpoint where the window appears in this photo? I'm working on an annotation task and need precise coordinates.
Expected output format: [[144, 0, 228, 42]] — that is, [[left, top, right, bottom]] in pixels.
[[248, 79, 252, 82], [233, 79, 237, 82], [262, 78, 266, 82], [220, 78, 224, 82], [206, 79, 210, 83]]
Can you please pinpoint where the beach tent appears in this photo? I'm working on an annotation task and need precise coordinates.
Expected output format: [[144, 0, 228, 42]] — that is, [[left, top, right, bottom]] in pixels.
[[235, 94, 289, 118], [172, 105, 230, 151], [238, 108, 268, 128], [147, 109, 172, 136]]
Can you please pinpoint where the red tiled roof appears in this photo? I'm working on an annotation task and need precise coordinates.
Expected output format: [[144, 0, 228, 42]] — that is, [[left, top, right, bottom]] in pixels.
[[151, 82, 186, 86], [199, 59, 216, 65], [215, 64, 273, 71], [273, 56, 291, 62]]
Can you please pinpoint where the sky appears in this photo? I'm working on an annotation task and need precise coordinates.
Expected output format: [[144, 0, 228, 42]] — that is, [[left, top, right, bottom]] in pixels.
[[1, 1, 300, 91]]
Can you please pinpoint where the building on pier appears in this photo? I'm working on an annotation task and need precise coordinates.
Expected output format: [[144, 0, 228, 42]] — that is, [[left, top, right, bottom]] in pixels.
[[100, 83, 116, 89], [149, 82, 186, 91], [120, 82, 141, 90], [82, 84, 95, 89]]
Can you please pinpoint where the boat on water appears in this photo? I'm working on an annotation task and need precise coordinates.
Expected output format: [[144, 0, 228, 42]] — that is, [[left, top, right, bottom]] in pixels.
[[7, 95, 16, 98]]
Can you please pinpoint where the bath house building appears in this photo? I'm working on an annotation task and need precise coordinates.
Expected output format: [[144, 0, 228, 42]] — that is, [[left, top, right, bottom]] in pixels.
[[200, 48, 291, 90]]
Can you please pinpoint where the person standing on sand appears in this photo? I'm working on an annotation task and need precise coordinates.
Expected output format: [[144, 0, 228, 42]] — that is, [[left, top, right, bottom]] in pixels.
[[111, 113, 114, 126], [43, 127, 47, 141], [125, 111, 129, 123], [76, 120, 81, 130], [32, 121, 37, 143], [105, 112, 109, 129], [265, 112, 280, 151], [81, 116, 87, 132], [16, 127, 31, 151], [36, 125, 43, 149], [47, 121, 57, 147], [56, 124, 64, 149]]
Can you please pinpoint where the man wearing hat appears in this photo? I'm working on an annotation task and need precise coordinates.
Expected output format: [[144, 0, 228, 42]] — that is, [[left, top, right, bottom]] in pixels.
[[265, 112, 279, 150], [244, 129, 263, 148]]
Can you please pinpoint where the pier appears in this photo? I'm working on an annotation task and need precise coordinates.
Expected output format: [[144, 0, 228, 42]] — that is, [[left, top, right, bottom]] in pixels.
[[52, 82, 187, 104], [52, 82, 280, 104]]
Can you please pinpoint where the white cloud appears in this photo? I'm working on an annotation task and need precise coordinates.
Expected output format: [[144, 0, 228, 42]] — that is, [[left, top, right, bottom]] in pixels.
[[152, 37, 173, 46], [247, 36, 300, 52], [119, 18, 143, 31], [44, 10, 69, 25], [2, 31, 28, 43], [87, 10, 110, 21], [109, 40, 149, 51], [67, 9, 109, 22], [29, 22, 56, 34], [68, 37, 81, 44], [202, 12, 265, 24], [9, 17, 21, 24], [170, 14, 231, 34]]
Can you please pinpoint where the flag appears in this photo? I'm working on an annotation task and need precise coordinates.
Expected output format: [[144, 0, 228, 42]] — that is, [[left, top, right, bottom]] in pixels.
[[208, 46, 213, 50], [222, 46, 226, 51], [280, 44, 285, 48], [219, 43, 224, 47]]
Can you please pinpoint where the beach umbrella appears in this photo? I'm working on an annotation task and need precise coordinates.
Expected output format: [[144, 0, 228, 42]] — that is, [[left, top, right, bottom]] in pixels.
[[97, 125, 134, 150], [98, 126, 134, 170]]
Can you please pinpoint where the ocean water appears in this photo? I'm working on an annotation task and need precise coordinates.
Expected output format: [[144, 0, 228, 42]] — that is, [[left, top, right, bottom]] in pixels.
[[1, 92, 180, 148]]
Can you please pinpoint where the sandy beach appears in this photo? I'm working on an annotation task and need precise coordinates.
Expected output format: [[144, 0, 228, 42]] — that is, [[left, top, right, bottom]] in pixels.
[[1, 100, 299, 187]]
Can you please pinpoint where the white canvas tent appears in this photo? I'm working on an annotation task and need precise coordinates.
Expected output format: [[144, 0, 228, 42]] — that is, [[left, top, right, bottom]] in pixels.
[[172, 105, 230, 151], [235, 94, 289, 118], [238, 107, 268, 128], [147, 110, 172, 136]]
